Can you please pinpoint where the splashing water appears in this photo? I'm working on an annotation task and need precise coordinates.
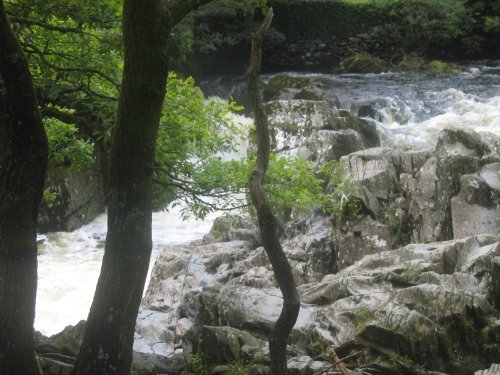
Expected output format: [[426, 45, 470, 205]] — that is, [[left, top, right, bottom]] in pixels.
[[35, 205, 220, 336]]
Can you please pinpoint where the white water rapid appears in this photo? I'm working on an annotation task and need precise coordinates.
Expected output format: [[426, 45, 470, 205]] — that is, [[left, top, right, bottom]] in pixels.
[[35, 206, 220, 336]]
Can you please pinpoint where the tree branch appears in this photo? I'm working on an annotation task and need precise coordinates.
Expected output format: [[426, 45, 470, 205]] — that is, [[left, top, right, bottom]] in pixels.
[[8, 15, 82, 33], [21, 42, 121, 90], [246, 8, 301, 375], [163, 0, 215, 27]]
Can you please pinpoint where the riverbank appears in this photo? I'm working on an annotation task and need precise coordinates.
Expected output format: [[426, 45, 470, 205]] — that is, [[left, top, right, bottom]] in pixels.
[[34, 62, 500, 374]]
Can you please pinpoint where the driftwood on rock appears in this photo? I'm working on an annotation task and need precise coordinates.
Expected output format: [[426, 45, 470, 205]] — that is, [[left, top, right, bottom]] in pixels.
[[245, 8, 301, 375]]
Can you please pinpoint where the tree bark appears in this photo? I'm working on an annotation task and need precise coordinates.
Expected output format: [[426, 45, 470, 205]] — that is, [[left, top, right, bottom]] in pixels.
[[246, 8, 301, 375], [71, 0, 213, 374], [0, 0, 48, 373]]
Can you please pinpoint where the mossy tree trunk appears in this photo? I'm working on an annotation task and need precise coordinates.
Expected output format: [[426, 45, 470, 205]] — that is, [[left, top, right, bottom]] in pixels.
[[246, 8, 301, 375], [0, 1, 48, 373], [71, 1, 214, 374]]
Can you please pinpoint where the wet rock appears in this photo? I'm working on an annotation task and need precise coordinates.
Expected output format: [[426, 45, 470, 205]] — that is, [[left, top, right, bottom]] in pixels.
[[287, 355, 326, 375], [451, 163, 500, 239], [407, 157, 439, 243], [183, 325, 267, 366], [333, 215, 393, 269], [301, 235, 500, 373], [134, 352, 185, 374], [131, 353, 157, 375], [333, 53, 388, 74], [264, 100, 379, 161], [203, 214, 259, 246], [35, 320, 86, 357], [142, 241, 253, 312], [38, 167, 105, 232], [436, 128, 492, 240], [342, 147, 401, 204], [262, 74, 339, 106], [353, 97, 413, 125]]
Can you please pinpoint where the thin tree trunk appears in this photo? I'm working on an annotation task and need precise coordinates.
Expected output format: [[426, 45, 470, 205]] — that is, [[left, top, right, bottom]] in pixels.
[[72, 0, 214, 373], [0, 1, 48, 373], [245, 8, 301, 375]]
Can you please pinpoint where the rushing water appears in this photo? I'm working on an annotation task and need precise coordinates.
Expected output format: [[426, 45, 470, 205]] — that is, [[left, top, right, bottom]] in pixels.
[[202, 61, 500, 149], [36, 61, 500, 336], [36, 207, 220, 336]]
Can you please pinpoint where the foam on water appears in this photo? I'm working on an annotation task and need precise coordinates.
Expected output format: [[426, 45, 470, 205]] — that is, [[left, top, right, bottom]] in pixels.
[[377, 91, 500, 149], [35, 203, 220, 336]]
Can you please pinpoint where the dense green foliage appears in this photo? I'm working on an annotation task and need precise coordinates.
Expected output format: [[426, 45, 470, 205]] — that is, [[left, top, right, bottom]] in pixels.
[[169, 0, 269, 72], [187, 153, 354, 220], [267, 0, 497, 56], [268, 0, 378, 40], [367, 0, 469, 53], [5, 0, 122, 129], [44, 115, 94, 171]]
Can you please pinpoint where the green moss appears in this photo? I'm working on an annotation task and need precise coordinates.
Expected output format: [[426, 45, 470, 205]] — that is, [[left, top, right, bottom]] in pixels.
[[428, 60, 458, 74], [334, 53, 389, 73], [356, 307, 376, 331], [402, 267, 423, 278], [266, 74, 318, 91]]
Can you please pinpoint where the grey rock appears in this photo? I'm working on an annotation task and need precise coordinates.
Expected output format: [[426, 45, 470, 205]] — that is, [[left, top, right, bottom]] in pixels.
[[408, 157, 439, 243], [451, 163, 500, 239], [38, 167, 105, 232], [342, 147, 400, 203], [436, 128, 491, 240], [183, 325, 266, 365], [475, 363, 500, 375]]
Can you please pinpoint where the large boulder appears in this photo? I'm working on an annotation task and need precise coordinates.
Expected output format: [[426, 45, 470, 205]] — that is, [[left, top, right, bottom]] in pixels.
[[202, 214, 259, 246], [435, 129, 492, 240], [333, 53, 389, 74], [264, 100, 379, 162], [341, 147, 401, 215], [451, 163, 500, 239], [183, 325, 267, 366], [38, 166, 105, 232], [407, 156, 440, 243], [263, 74, 339, 106]]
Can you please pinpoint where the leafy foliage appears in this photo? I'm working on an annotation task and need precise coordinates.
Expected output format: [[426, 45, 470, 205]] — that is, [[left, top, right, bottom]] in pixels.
[[153, 72, 245, 212], [366, 0, 470, 53], [5, 0, 121, 141], [185, 152, 354, 221], [169, 0, 268, 70], [44, 116, 94, 171]]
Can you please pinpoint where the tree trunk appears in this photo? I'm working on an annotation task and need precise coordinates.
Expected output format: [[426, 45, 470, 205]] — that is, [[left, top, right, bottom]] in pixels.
[[0, 1, 48, 373], [72, 1, 214, 373], [245, 8, 301, 375]]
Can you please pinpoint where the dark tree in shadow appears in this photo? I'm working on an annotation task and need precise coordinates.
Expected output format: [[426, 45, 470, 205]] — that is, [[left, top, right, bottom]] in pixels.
[[0, 1, 48, 373], [246, 8, 301, 374], [71, 1, 215, 374]]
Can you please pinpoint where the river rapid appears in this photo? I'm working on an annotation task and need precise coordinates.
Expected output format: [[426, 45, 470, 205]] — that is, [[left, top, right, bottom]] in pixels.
[[35, 61, 500, 336]]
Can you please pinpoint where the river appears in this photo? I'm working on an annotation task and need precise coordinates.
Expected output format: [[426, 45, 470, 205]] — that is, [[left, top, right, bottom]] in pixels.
[[35, 61, 500, 336]]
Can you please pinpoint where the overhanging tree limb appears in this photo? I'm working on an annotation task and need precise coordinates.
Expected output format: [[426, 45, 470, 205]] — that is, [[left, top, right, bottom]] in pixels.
[[246, 8, 301, 375]]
